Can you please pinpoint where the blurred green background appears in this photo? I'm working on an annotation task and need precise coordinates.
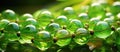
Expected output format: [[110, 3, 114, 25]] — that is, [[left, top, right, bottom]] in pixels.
[[0, 0, 56, 14], [0, 0, 119, 14]]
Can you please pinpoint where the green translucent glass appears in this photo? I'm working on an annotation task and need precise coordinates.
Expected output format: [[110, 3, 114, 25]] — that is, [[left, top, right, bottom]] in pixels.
[[21, 18, 39, 28], [74, 28, 90, 45], [62, 7, 76, 19], [89, 18, 100, 31], [4, 22, 19, 32], [54, 15, 69, 27], [78, 13, 89, 23], [88, 3, 105, 19], [104, 18, 114, 25], [45, 23, 60, 37], [37, 10, 54, 28], [34, 31, 52, 51], [0, 19, 10, 29], [19, 25, 37, 44], [19, 13, 33, 24], [105, 12, 113, 18], [4, 22, 19, 41], [116, 27, 120, 45], [25, 18, 38, 27], [68, 19, 84, 34], [63, 7, 75, 15], [111, 1, 120, 15], [20, 13, 33, 20], [94, 21, 112, 39], [2, 9, 17, 20], [55, 29, 71, 47], [56, 38, 71, 47]]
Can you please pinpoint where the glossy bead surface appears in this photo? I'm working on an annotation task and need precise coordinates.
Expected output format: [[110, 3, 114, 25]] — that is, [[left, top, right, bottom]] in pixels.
[[2, 9, 17, 20], [88, 3, 105, 19], [37, 10, 54, 28], [55, 15, 69, 27], [0, 19, 10, 29], [4, 22, 19, 32], [55, 29, 71, 47], [74, 28, 90, 45], [78, 13, 89, 23], [62, 7, 76, 19], [34, 31, 52, 51], [111, 1, 120, 15], [89, 18, 100, 30], [19, 25, 37, 44], [68, 19, 84, 33], [45, 23, 60, 36], [94, 21, 112, 39]]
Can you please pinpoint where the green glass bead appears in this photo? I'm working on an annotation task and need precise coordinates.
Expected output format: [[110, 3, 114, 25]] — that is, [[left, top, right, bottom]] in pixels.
[[19, 25, 37, 44], [62, 7, 76, 19], [26, 18, 38, 26], [40, 10, 53, 18], [37, 10, 54, 28], [45, 23, 60, 36], [54, 15, 69, 27], [78, 13, 89, 23], [0, 19, 10, 29], [4, 22, 19, 32], [89, 18, 100, 31], [34, 31, 52, 51], [21, 13, 33, 20], [104, 18, 114, 25], [21, 18, 38, 28], [94, 21, 112, 39], [2, 9, 17, 20], [4, 22, 19, 41], [105, 12, 113, 18], [19, 13, 33, 24], [55, 29, 71, 47], [74, 28, 90, 45], [111, 1, 120, 15], [63, 7, 75, 15], [88, 3, 105, 19], [68, 19, 84, 34]]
